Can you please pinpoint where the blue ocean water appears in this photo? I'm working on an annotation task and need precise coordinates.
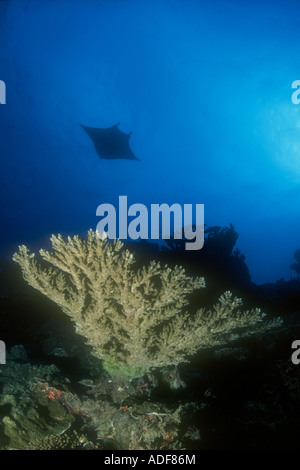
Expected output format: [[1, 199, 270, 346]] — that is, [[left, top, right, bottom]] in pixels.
[[1, 0, 300, 284]]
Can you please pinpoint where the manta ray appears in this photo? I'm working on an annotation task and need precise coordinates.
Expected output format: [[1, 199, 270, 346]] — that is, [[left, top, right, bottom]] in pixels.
[[81, 122, 140, 161]]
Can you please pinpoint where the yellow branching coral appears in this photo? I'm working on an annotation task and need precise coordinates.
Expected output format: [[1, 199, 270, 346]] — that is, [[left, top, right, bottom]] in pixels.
[[13, 230, 282, 380]]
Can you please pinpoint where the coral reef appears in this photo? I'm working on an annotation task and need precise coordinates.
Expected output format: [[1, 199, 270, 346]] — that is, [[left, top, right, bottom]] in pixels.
[[0, 354, 75, 449], [160, 223, 252, 292], [13, 230, 282, 382], [0, 348, 188, 450], [290, 248, 300, 275]]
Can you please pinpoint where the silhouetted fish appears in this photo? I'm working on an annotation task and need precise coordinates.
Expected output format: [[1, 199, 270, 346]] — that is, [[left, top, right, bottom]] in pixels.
[[81, 122, 140, 161]]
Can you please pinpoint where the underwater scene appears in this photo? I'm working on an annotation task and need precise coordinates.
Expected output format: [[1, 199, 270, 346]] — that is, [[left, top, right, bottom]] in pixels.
[[1, 0, 300, 452]]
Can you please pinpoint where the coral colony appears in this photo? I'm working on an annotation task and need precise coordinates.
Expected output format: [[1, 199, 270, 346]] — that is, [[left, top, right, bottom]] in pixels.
[[13, 230, 282, 382]]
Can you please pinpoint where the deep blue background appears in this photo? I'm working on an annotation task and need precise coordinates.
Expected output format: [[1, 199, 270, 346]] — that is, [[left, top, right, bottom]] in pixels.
[[1, 0, 300, 284]]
